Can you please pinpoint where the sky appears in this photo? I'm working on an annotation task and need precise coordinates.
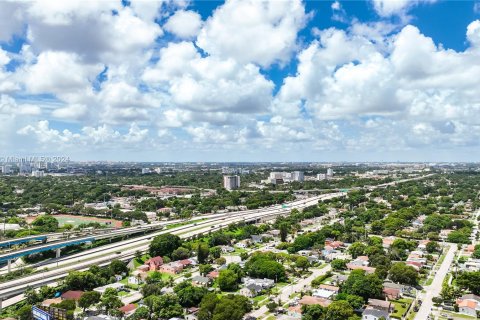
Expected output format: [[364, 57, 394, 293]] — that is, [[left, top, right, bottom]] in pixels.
[[1, 0, 480, 162]]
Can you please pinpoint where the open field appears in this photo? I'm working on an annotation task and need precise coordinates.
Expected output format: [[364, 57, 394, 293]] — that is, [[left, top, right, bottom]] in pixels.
[[53, 214, 123, 227]]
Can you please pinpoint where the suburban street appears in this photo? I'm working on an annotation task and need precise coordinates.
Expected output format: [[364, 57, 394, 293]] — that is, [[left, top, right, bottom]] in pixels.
[[414, 244, 457, 320], [249, 265, 332, 318]]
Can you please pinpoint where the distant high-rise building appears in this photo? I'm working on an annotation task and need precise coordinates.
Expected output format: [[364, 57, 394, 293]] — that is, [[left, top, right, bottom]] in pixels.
[[141, 168, 151, 174], [0, 165, 12, 174], [292, 171, 304, 182], [327, 168, 334, 177], [31, 170, 44, 177], [317, 173, 326, 180], [223, 175, 241, 190]]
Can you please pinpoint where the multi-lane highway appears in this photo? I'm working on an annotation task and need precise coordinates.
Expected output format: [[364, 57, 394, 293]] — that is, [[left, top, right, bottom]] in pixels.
[[0, 174, 435, 307], [0, 193, 342, 304]]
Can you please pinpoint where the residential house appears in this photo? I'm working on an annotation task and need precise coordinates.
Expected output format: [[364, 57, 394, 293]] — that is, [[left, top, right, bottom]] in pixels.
[[242, 277, 275, 289], [288, 305, 302, 319], [367, 299, 393, 313], [159, 262, 183, 274], [128, 275, 144, 285], [331, 274, 348, 286], [41, 298, 62, 307], [362, 308, 390, 320], [350, 256, 369, 267], [299, 296, 332, 308], [207, 271, 219, 280], [144, 256, 163, 271], [179, 259, 194, 268], [464, 259, 480, 272], [298, 250, 312, 256], [118, 304, 137, 317], [312, 285, 340, 299], [94, 283, 124, 294], [240, 284, 263, 298], [61, 291, 84, 302], [382, 236, 396, 249], [456, 294, 480, 317], [251, 235, 263, 244], [346, 264, 376, 274], [220, 246, 235, 253], [192, 275, 211, 287], [383, 287, 401, 300]]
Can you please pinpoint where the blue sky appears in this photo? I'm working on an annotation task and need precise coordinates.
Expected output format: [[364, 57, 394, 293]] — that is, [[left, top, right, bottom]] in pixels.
[[1, 0, 480, 162]]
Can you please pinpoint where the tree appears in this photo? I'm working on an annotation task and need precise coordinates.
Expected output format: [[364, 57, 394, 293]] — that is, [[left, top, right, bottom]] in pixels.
[[426, 241, 439, 254], [142, 283, 164, 297], [198, 293, 219, 320], [109, 259, 128, 275], [348, 242, 367, 259], [149, 233, 182, 257], [209, 246, 221, 259], [144, 294, 183, 319], [295, 256, 310, 271], [132, 306, 150, 320], [280, 223, 289, 242], [24, 287, 41, 305], [331, 259, 347, 271], [174, 282, 208, 307], [457, 271, 480, 294], [218, 269, 238, 291], [240, 252, 249, 261], [100, 288, 122, 315], [65, 271, 100, 291], [215, 257, 227, 265], [335, 293, 365, 310], [198, 242, 210, 264], [388, 263, 419, 286], [17, 304, 33, 320], [212, 295, 251, 320], [302, 304, 326, 320], [134, 250, 143, 261], [325, 300, 355, 320], [199, 264, 214, 276], [172, 247, 190, 260], [32, 215, 59, 232], [289, 234, 312, 252], [79, 291, 101, 312], [342, 270, 383, 301], [246, 258, 286, 281], [265, 300, 277, 312]]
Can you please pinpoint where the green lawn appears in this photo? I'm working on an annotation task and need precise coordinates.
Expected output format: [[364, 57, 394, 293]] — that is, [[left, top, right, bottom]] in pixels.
[[438, 311, 476, 320], [391, 298, 413, 319]]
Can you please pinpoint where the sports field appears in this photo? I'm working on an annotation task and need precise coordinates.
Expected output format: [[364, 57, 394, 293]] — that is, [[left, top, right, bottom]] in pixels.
[[54, 214, 123, 227]]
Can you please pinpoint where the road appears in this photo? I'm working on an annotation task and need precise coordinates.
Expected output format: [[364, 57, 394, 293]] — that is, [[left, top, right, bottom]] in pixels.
[[414, 244, 457, 320], [250, 265, 332, 319], [0, 194, 336, 304], [0, 174, 433, 307]]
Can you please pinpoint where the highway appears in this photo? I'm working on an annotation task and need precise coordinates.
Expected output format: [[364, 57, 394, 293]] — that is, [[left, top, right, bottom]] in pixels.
[[0, 174, 434, 306], [0, 193, 338, 303]]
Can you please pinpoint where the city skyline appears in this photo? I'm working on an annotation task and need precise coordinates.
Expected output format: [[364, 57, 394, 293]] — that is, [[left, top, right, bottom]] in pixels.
[[1, 0, 480, 161]]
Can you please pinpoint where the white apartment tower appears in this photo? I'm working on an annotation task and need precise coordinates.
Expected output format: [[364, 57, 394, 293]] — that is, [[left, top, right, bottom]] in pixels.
[[223, 175, 241, 190], [327, 168, 334, 177], [292, 171, 304, 182]]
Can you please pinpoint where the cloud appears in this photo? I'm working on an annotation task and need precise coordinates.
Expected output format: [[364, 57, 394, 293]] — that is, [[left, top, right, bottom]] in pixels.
[[164, 10, 203, 39], [371, 0, 436, 18], [23, 51, 104, 97], [196, 0, 308, 67], [143, 41, 274, 115]]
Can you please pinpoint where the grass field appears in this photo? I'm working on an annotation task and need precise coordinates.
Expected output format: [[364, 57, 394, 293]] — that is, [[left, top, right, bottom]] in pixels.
[[54, 214, 122, 227]]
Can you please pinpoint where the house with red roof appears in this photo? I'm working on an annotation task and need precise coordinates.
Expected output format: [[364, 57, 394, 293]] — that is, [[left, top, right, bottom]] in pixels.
[[145, 256, 164, 271], [119, 304, 137, 316], [61, 291, 84, 302]]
